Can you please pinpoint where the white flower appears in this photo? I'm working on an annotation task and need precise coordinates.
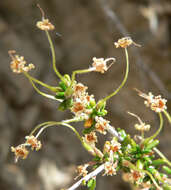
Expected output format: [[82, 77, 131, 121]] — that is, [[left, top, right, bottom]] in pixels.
[[104, 161, 117, 176], [83, 132, 97, 147], [95, 116, 110, 134], [91, 57, 115, 73], [36, 19, 55, 31], [135, 89, 167, 112]]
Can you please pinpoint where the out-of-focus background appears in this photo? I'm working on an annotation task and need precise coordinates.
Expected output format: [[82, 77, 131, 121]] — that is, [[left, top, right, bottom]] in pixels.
[[0, 0, 171, 189]]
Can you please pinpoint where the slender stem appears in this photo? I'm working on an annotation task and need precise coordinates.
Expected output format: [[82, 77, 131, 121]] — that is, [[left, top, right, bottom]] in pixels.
[[27, 74, 59, 92], [153, 147, 171, 167], [23, 72, 56, 100], [45, 31, 64, 82], [71, 68, 93, 83], [143, 113, 163, 144], [30, 121, 57, 136], [67, 164, 105, 190], [23, 71, 59, 92], [30, 117, 83, 136], [163, 110, 171, 124], [100, 47, 129, 103], [33, 121, 95, 154]]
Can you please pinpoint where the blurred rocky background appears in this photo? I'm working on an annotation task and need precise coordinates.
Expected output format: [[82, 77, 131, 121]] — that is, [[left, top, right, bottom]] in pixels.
[[0, 0, 171, 189]]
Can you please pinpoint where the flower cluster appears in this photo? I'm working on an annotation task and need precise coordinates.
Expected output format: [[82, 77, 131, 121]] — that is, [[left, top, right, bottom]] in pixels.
[[136, 89, 167, 112], [83, 132, 97, 147], [36, 19, 55, 31], [114, 37, 141, 48], [128, 112, 151, 132], [11, 136, 41, 162], [91, 57, 115, 73], [95, 116, 110, 135], [71, 82, 95, 119], [9, 50, 35, 74], [122, 170, 145, 186]]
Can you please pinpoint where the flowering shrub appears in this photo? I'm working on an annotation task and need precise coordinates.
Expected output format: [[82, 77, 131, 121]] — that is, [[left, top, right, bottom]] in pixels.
[[10, 6, 171, 190]]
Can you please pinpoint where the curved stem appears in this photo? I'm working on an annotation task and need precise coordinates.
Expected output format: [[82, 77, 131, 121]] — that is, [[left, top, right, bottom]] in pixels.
[[23, 72, 59, 92], [45, 31, 64, 82], [143, 113, 163, 144], [163, 110, 171, 124], [100, 47, 129, 103], [30, 118, 83, 136], [23, 72, 56, 100], [71, 68, 93, 83], [153, 147, 171, 167], [33, 121, 94, 154], [30, 121, 56, 136]]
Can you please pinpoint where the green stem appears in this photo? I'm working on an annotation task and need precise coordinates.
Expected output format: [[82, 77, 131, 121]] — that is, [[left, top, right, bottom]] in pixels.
[[23, 72, 59, 92], [153, 148, 171, 167], [143, 113, 163, 145], [163, 110, 171, 124], [30, 118, 83, 136], [24, 72, 56, 100], [100, 47, 129, 103], [71, 69, 92, 84], [31, 120, 94, 154], [45, 31, 64, 82]]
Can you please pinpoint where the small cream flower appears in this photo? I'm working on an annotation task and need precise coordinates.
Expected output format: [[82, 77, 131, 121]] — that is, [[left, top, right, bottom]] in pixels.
[[71, 101, 85, 114], [25, 135, 42, 151], [122, 170, 145, 185], [83, 132, 97, 146], [91, 57, 115, 73], [73, 83, 88, 95], [134, 123, 150, 132], [128, 112, 151, 132], [76, 164, 89, 178], [110, 139, 121, 152], [135, 89, 167, 112], [11, 145, 29, 162], [104, 161, 117, 176], [103, 139, 121, 154], [114, 37, 141, 48], [95, 116, 110, 134], [36, 19, 55, 31], [9, 50, 35, 74]]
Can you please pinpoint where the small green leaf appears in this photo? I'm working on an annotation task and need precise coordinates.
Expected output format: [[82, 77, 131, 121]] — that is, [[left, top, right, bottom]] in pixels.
[[59, 81, 67, 91], [145, 140, 159, 150], [152, 159, 166, 166], [55, 92, 65, 99], [163, 166, 171, 175], [58, 98, 73, 111], [87, 179, 96, 190], [93, 156, 102, 162]]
